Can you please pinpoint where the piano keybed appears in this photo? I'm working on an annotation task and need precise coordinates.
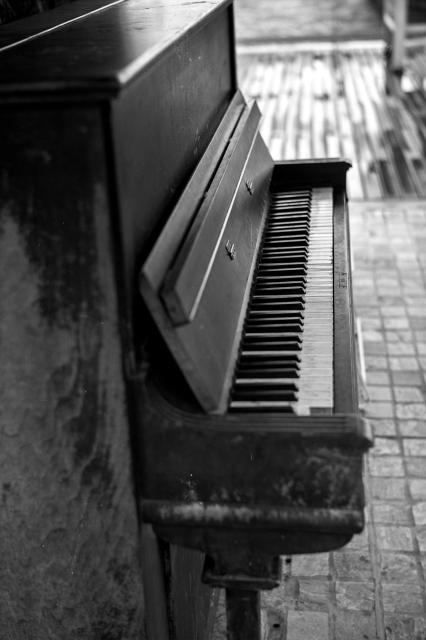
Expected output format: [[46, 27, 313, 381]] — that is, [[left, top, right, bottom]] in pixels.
[[230, 187, 334, 414]]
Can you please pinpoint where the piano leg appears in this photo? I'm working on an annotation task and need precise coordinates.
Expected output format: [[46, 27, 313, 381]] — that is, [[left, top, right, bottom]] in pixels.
[[226, 589, 261, 640], [203, 551, 282, 640]]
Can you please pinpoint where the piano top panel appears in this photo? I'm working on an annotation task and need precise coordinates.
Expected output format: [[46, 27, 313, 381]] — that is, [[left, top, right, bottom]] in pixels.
[[0, 0, 234, 98]]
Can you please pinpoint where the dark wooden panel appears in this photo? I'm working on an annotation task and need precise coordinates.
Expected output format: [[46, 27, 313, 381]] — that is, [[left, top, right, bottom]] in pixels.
[[141, 132, 273, 412], [112, 5, 237, 356], [0, 105, 144, 638], [161, 102, 263, 325], [0, 0, 233, 97], [169, 546, 216, 640]]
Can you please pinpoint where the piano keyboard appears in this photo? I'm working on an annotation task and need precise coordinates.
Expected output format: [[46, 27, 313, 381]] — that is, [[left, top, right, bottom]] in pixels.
[[230, 187, 334, 414]]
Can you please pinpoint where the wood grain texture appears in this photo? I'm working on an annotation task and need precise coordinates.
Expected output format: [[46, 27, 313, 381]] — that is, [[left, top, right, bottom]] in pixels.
[[0, 106, 145, 639]]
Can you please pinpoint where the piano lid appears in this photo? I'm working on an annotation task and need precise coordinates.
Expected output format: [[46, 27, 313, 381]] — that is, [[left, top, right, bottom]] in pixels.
[[0, 0, 234, 97]]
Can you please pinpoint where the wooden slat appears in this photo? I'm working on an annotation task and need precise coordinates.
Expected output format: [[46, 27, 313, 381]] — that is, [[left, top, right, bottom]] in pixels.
[[239, 44, 426, 200]]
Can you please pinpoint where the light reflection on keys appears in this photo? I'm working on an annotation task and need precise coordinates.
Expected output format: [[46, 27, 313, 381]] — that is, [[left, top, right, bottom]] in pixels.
[[230, 186, 333, 414]]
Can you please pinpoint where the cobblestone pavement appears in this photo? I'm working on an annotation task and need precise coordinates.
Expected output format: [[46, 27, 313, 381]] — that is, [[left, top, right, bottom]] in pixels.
[[212, 200, 426, 639]]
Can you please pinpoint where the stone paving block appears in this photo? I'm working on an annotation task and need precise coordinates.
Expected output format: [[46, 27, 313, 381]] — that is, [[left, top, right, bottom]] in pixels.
[[403, 439, 426, 456], [368, 386, 393, 401], [373, 437, 401, 455], [415, 527, 426, 552], [363, 330, 384, 342], [364, 342, 387, 355], [418, 355, 426, 370], [394, 387, 424, 402], [385, 318, 411, 330], [409, 479, 426, 501], [376, 525, 414, 551], [398, 421, 426, 437], [291, 553, 329, 577], [381, 306, 407, 317], [379, 551, 419, 583], [397, 404, 426, 420], [386, 331, 414, 343], [369, 455, 404, 476], [367, 402, 394, 418], [333, 550, 373, 580], [382, 584, 424, 614], [390, 357, 420, 371], [418, 343, 426, 354], [405, 457, 426, 477], [408, 306, 426, 317], [373, 502, 411, 525], [292, 579, 329, 611], [413, 502, 426, 526], [388, 342, 416, 355], [384, 615, 424, 640], [415, 331, 426, 342], [367, 371, 390, 385], [363, 318, 382, 330], [371, 477, 406, 500], [370, 419, 397, 436], [392, 371, 424, 386], [366, 355, 388, 370], [334, 610, 377, 640], [343, 528, 369, 551], [335, 581, 375, 611], [286, 611, 328, 640], [411, 318, 426, 331]]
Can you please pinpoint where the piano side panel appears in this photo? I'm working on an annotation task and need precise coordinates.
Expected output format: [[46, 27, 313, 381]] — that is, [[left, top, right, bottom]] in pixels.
[[0, 105, 144, 637]]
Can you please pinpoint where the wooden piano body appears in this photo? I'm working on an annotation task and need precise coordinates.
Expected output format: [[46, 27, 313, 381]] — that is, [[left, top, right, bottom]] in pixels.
[[138, 94, 372, 589], [0, 0, 371, 637]]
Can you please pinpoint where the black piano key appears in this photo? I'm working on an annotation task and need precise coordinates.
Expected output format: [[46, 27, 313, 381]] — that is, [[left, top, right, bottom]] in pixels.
[[229, 402, 296, 413], [232, 389, 297, 401], [256, 267, 307, 276], [253, 287, 306, 296], [244, 323, 304, 334], [235, 368, 299, 378], [242, 342, 302, 352], [237, 358, 300, 369], [249, 303, 305, 313]]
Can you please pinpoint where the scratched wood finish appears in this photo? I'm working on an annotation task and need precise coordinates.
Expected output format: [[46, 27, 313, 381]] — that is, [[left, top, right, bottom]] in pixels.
[[0, 106, 145, 639], [238, 44, 426, 200]]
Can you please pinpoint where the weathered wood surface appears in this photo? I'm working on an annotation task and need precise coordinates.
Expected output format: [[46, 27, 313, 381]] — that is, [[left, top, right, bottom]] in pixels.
[[0, 106, 145, 639], [238, 43, 426, 199]]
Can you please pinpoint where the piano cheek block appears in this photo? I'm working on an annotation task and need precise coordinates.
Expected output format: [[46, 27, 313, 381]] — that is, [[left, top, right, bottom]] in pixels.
[[137, 381, 370, 560]]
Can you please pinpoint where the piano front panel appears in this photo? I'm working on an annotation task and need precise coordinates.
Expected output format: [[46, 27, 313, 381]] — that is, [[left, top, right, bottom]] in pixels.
[[139, 377, 369, 548], [140, 102, 274, 413], [110, 1, 238, 356]]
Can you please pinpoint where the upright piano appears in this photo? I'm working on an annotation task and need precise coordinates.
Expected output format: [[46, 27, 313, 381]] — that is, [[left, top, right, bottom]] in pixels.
[[0, 0, 371, 638]]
